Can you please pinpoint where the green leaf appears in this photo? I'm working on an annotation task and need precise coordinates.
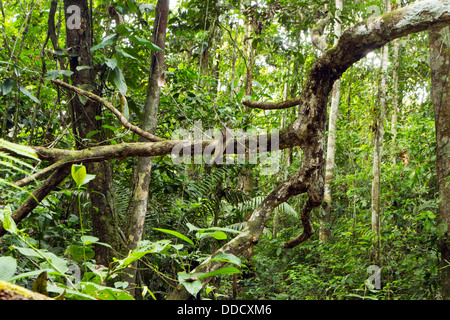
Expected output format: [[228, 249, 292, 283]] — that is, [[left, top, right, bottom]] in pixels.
[[113, 240, 172, 268], [210, 253, 241, 266], [19, 86, 40, 104], [188, 223, 235, 233], [178, 272, 203, 297], [81, 282, 134, 300], [71, 164, 87, 188], [0, 205, 17, 234], [154, 228, 194, 245], [81, 235, 99, 244], [1, 78, 14, 96], [47, 283, 97, 300], [82, 174, 96, 186], [13, 246, 41, 258], [44, 69, 74, 80], [91, 34, 119, 52], [102, 124, 117, 132], [104, 58, 118, 70], [198, 231, 227, 240], [126, 0, 138, 13], [9, 269, 56, 282], [13, 246, 68, 275], [0, 256, 17, 281], [110, 67, 127, 95], [76, 65, 92, 71], [81, 235, 112, 248], [65, 245, 95, 262], [135, 239, 172, 253], [85, 130, 99, 138], [116, 47, 140, 60], [129, 35, 162, 51], [32, 271, 49, 296], [116, 25, 132, 37], [198, 267, 241, 279], [0, 139, 38, 159]]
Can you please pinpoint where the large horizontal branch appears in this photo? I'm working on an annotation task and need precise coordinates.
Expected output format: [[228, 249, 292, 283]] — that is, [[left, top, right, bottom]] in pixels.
[[52, 79, 165, 143], [242, 96, 302, 110], [7, 125, 298, 188]]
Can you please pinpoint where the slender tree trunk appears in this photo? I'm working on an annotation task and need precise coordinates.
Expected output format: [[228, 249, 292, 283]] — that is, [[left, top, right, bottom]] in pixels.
[[371, 0, 391, 262], [391, 0, 402, 165], [230, 11, 239, 98], [429, 25, 450, 300], [391, 37, 400, 164], [125, 0, 169, 298], [320, 0, 343, 242], [64, 0, 119, 266], [238, 19, 254, 192]]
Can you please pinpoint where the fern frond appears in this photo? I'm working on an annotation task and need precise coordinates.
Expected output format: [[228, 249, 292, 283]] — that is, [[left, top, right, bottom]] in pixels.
[[0, 139, 38, 160], [0, 152, 35, 170]]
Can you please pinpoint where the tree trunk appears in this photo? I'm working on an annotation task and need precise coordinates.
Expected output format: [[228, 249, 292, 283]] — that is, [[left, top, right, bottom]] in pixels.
[[429, 25, 450, 300], [370, 0, 391, 263], [391, 38, 401, 164], [238, 18, 255, 192], [125, 0, 169, 298], [320, 0, 343, 242], [230, 12, 239, 98], [64, 0, 119, 266]]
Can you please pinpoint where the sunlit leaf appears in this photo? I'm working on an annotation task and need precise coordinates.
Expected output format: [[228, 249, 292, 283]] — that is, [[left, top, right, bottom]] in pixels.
[[91, 34, 118, 52], [198, 267, 241, 279], [0, 256, 17, 281], [1, 78, 14, 96], [44, 70, 74, 80], [19, 86, 40, 104], [154, 228, 194, 245], [178, 272, 203, 297], [110, 67, 127, 95]]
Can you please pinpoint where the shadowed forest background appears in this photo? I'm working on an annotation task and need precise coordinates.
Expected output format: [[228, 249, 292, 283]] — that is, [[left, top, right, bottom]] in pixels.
[[0, 0, 449, 300]]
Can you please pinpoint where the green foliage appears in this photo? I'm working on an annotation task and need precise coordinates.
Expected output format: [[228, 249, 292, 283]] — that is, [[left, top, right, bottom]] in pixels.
[[0, 0, 446, 301]]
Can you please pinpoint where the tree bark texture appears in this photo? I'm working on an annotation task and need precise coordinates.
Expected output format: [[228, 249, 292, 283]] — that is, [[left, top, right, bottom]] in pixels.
[[391, 36, 401, 164], [64, 0, 119, 266], [320, 0, 343, 243], [429, 25, 450, 300], [370, 0, 391, 262], [125, 0, 169, 297]]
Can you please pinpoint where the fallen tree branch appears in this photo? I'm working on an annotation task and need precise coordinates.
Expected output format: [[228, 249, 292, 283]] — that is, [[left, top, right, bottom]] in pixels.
[[0, 279, 53, 300], [242, 96, 302, 110], [0, 165, 71, 237], [2, 124, 297, 188]]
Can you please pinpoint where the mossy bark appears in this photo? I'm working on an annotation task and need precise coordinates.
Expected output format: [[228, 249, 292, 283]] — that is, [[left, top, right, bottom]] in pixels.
[[430, 25, 450, 300], [64, 0, 119, 266], [0, 279, 52, 300], [124, 0, 169, 298]]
